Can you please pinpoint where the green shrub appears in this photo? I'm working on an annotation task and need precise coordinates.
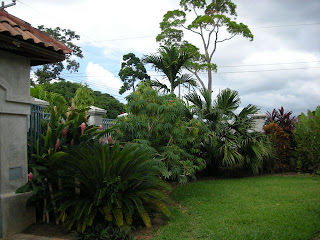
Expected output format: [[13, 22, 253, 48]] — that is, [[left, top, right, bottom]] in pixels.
[[17, 103, 110, 224], [294, 106, 320, 173], [186, 88, 273, 175], [56, 142, 171, 232], [115, 84, 206, 183]]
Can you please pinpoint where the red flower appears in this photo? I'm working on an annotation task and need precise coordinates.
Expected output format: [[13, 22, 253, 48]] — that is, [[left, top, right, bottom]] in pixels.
[[80, 122, 86, 135], [28, 172, 33, 182], [99, 125, 103, 131], [169, 100, 173, 102], [62, 127, 67, 138], [100, 137, 105, 144], [54, 139, 60, 151], [107, 135, 112, 144]]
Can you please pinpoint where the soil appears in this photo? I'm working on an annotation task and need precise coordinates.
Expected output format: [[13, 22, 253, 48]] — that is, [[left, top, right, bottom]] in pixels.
[[23, 223, 73, 239], [23, 214, 167, 240]]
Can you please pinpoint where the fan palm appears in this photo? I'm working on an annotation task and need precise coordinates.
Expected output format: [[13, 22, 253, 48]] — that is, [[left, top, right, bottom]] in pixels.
[[185, 88, 272, 174], [144, 45, 197, 95]]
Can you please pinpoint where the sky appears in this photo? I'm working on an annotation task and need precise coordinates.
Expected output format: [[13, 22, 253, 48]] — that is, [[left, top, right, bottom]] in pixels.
[[7, 0, 320, 116]]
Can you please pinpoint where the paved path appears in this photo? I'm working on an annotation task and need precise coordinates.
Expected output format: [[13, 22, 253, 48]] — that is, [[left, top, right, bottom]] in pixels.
[[3, 234, 66, 240]]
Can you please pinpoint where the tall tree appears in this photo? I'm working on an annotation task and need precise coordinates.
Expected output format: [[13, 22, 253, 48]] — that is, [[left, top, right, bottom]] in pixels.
[[33, 26, 83, 84], [143, 45, 196, 96], [157, 0, 253, 93], [118, 53, 150, 94]]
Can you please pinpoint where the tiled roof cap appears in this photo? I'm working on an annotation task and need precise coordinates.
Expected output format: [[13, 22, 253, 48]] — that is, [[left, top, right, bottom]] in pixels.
[[0, 9, 72, 54]]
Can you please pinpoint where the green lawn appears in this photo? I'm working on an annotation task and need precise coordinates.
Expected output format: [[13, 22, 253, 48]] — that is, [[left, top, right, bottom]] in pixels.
[[152, 175, 320, 240]]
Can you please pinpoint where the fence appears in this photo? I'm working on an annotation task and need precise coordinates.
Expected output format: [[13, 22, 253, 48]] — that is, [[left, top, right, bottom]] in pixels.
[[102, 118, 115, 130], [29, 104, 47, 160]]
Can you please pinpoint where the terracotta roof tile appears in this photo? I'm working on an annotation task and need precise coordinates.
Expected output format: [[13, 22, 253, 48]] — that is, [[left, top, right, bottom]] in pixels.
[[0, 9, 72, 54]]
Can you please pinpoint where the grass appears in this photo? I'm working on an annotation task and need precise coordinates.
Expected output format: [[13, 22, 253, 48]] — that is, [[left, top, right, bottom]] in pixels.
[[152, 175, 320, 240]]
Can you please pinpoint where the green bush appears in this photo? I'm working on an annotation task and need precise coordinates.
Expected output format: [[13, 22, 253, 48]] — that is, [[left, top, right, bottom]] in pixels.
[[17, 103, 110, 224], [186, 88, 273, 175], [56, 142, 171, 232], [294, 106, 320, 173], [115, 84, 206, 183]]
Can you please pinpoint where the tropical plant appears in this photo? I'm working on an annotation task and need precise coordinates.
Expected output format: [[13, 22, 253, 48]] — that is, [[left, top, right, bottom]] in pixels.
[[294, 106, 320, 173], [185, 88, 272, 174], [263, 122, 293, 172], [56, 142, 171, 232], [266, 106, 296, 134], [74, 84, 95, 109], [17, 103, 110, 224], [143, 45, 197, 97], [115, 84, 206, 183], [264, 106, 296, 172]]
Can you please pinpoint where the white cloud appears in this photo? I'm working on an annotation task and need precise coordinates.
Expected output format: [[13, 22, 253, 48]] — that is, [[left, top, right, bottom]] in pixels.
[[85, 62, 122, 95]]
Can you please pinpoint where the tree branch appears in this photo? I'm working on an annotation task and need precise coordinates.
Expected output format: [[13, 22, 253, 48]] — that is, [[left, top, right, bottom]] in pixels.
[[217, 34, 237, 43], [209, 26, 219, 61], [186, 67, 206, 89], [182, 24, 201, 36]]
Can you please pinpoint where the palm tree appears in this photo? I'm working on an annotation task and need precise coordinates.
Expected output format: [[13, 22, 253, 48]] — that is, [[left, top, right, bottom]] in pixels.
[[144, 45, 197, 96], [185, 88, 273, 174]]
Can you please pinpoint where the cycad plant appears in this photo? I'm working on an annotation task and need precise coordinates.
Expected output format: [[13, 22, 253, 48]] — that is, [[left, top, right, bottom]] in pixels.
[[185, 88, 272, 174], [56, 142, 171, 232]]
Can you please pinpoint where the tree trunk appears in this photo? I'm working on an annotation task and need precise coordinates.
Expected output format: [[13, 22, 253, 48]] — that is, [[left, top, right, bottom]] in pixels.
[[207, 68, 212, 93]]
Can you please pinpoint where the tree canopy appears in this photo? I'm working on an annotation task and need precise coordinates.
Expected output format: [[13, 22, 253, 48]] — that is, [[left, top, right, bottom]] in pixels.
[[118, 53, 150, 94], [34, 81, 125, 118], [156, 0, 253, 93], [33, 26, 83, 84]]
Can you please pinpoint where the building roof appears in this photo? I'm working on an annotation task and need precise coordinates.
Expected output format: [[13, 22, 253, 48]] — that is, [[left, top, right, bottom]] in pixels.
[[0, 9, 71, 54], [0, 9, 72, 65]]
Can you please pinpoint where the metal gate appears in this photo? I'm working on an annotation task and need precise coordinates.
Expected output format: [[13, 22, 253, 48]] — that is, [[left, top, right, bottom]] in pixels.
[[29, 104, 48, 160]]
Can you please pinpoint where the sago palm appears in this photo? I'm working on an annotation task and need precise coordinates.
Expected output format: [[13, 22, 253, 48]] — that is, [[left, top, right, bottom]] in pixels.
[[55, 142, 171, 232]]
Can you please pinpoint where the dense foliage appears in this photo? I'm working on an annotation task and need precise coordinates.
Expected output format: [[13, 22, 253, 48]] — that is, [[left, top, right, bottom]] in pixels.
[[118, 53, 150, 94], [57, 143, 170, 232], [115, 84, 206, 183], [264, 107, 296, 172], [34, 26, 83, 84], [294, 106, 320, 173], [186, 88, 272, 175], [17, 104, 108, 224], [31, 81, 125, 118]]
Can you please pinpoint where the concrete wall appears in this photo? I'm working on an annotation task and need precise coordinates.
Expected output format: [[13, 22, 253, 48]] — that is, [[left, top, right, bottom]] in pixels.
[[252, 112, 267, 133], [0, 50, 36, 238]]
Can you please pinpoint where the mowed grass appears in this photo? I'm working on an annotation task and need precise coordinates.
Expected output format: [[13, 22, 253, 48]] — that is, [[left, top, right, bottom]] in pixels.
[[152, 176, 320, 240]]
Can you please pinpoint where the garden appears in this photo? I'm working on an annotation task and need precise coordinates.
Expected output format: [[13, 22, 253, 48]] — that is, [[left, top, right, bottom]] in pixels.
[[16, 0, 320, 239]]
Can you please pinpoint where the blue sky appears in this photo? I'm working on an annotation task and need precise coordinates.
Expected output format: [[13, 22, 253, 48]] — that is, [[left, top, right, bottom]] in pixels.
[[8, 0, 320, 116]]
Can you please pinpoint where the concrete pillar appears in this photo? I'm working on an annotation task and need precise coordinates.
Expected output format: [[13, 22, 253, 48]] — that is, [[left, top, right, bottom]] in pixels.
[[0, 50, 36, 238], [252, 112, 267, 132], [87, 106, 107, 126]]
